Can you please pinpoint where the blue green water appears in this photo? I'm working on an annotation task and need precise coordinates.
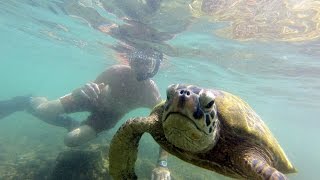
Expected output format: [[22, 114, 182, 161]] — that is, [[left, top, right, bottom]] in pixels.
[[0, 0, 319, 179]]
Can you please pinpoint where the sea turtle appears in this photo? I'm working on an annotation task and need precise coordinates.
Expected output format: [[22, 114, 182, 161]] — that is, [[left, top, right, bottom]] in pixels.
[[109, 84, 297, 179]]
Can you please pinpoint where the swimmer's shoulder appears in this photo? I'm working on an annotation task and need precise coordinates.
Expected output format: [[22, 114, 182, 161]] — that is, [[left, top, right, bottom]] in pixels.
[[103, 64, 131, 74], [95, 65, 131, 82]]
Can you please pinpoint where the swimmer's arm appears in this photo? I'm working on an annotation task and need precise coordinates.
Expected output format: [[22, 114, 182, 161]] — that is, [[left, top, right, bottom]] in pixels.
[[146, 81, 171, 179], [29, 97, 65, 119], [29, 82, 102, 130], [152, 142, 170, 179], [29, 97, 80, 130], [30, 81, 106, 118], [30, 91, 93, 119]]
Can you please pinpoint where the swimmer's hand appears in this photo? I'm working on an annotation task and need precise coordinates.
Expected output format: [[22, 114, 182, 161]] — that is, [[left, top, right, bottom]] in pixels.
[[72, 82, 106, 106], [151, 166, 171, 180]]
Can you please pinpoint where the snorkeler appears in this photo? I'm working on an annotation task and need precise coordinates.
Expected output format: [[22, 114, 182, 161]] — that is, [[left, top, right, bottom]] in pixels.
[[0, 47, 171, 180]]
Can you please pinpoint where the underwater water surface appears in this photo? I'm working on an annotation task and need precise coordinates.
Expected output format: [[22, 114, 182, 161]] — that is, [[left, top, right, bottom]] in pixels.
[[0, 0, 319, 180]]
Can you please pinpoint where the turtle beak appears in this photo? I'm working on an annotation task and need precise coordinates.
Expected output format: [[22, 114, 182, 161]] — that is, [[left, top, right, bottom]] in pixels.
[[178, 95, 186, 109], [174, 89, 199, 116], [177, 89, 191, 108]]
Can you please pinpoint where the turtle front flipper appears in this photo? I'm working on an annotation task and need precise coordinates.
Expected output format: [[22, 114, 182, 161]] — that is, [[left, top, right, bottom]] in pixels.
[[109, 115, 160, 180], [242, 154, 288, 180]]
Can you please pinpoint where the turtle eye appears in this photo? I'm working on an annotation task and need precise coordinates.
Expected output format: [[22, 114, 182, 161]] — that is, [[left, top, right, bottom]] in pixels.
[[205, 100, 215, 109]]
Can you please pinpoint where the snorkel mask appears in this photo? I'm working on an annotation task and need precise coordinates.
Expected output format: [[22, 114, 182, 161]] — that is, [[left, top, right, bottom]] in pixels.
[[129, 48, 163, 81]]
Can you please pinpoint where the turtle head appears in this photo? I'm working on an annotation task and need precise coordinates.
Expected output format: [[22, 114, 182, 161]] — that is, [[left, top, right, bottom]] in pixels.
[[129, 48, 162, 81], [162, 84, 220, 153]]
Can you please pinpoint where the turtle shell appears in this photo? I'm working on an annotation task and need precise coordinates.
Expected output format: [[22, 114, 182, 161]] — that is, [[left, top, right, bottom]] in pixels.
[[214, 90, 296, 173]]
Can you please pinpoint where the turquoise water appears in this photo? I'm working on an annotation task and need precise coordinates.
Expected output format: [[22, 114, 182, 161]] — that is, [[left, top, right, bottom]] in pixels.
[[0, 0, 319, 179]]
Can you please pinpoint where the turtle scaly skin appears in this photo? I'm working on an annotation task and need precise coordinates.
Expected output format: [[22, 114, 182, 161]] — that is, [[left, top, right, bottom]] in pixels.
[[109, 84, 297, 180]]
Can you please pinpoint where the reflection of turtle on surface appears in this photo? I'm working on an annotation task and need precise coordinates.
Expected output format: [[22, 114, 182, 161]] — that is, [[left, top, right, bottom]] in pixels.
[[100, 0, 193, 33], [99, 0, 194, 57], [190, 0, 320, 41], [101, 19, 179, 57], [55, 0, 193, 57], [109, 84, 297, 179]]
